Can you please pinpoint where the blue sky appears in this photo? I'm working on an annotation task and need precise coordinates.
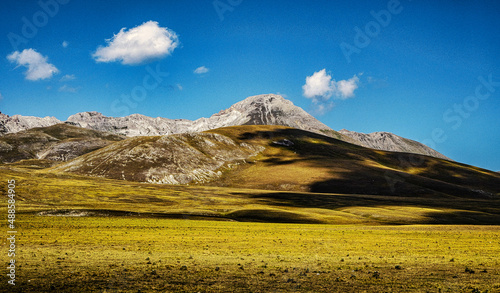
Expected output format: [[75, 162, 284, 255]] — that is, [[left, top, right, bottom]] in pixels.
[[1, 0, 499, 171]]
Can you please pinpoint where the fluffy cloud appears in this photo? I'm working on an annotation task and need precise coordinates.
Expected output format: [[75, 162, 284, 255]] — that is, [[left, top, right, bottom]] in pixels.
[[93, 21, 179, 65], [337, 75, 359, 99], [302, 69, 335, 100], [302, 69, 360, 101], [62, 41, 68, 48], [194, 66, 209, 74], [7, 49, 59, 81], [60, 74, 76, 81], [302, 69, 360, 115]]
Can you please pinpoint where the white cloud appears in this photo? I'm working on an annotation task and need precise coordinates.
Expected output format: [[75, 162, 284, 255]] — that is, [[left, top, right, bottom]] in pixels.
[[194, 66, 209, 74], [92, 21, 179, 65], [7, 49, 59, 81], [58, 84, 78, 93], [302, 69, 360, 115], [60, 74, 76, 81], [302, 69, 335, 100], [336, 75, 359, 99], [176, 84, 183, 91], [62, 41, 68, 48], [303, 69, 360, 101]]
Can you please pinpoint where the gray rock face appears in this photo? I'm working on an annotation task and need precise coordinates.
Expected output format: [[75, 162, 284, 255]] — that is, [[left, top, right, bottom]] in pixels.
[[339, 129, 450, 160]]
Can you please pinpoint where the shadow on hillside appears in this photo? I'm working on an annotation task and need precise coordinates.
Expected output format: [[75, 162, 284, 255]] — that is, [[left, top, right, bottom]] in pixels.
[[237, 128, 500, 199], [230, 191, 500, 225]]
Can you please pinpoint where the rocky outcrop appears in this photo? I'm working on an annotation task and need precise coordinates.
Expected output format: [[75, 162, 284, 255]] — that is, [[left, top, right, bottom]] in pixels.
[[0, 112, 61, 135], [339, 129, 451, 160], [66, 112, 192, 137], [189, 94, 334, 134]]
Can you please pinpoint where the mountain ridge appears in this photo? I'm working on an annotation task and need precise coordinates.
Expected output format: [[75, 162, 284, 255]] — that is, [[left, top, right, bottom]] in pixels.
[[0, 94, 448, 159]]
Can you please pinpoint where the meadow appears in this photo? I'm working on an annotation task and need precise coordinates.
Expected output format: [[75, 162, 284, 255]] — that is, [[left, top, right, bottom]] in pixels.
[[7, 215, 500, 292]]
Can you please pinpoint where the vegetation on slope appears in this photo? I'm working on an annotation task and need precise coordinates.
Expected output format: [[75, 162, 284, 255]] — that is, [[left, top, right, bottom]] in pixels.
[[2, 163, 500, 225]]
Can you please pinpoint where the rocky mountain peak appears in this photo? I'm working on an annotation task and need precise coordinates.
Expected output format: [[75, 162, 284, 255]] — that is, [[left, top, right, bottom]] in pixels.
[[67, 111, 105, 121], [211, 94, 330, 133]]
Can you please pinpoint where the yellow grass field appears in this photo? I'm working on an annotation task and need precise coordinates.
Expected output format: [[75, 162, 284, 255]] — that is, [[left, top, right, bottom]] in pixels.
[[6, 215, 500, 292]]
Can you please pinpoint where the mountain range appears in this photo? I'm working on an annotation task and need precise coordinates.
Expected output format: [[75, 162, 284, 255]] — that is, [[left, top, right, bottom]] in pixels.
[[0, 94, 449, 160]]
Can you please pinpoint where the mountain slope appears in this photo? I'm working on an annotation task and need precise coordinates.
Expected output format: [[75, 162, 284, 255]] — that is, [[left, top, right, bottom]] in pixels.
[[51, 131, 264, 184], [0, 124, 124, 163], [51, 125, 500, 199], [65, 94, 448, 159]]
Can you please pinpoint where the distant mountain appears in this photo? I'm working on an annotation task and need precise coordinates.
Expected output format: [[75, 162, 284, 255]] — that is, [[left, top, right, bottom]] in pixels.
[[0, 124, 123, 163], [0, 94, 448, 159], [51, 125, 500, 199], [339, 129, 450, 160]]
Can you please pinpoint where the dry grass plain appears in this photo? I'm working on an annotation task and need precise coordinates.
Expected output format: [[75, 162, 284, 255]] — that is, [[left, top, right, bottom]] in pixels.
[[6, 216, 500, 292]]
